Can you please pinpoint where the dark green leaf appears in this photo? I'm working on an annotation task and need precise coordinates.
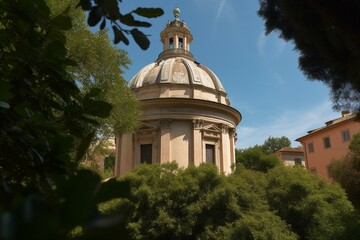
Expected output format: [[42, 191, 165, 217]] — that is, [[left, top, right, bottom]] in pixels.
[[46, 40, 67, 58], [79, 116, 100, 126], [77, 0, 92, 10], [61, 169, 101, 228], [83, 99, 112, 118], [52, 14, 72, 30], [0, 80, 11, 100], [94, 179, 130, 203], [88, 6, 102, 27], [133, 7, 164, 18], [112, 26, 129, 45], [130, 28, 150, 50], [120, 13, 151, 27], [75, 131, 95, 162], [101, 0, 121, 19], [120, 13, 135, 26], [87, 87, 102, 97]]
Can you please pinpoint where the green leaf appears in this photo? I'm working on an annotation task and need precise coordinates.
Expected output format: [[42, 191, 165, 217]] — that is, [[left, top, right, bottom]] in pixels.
[[46, 40, 67, 58], [133, 7, 164, 18], [87, 87, 102, 97], [83, 99, 112, 118], [130, 28, 150, 50], [52, 14, 72, 30], [88, 6, 102, 27], [94, 179, 130, 203], [75, 131, 95, 162], [61, 169, 102, 228], [0, 80, 11, 101], [112, 26, 129, 45], [77, 0, 92, 10], [120, 13, 151, 27]]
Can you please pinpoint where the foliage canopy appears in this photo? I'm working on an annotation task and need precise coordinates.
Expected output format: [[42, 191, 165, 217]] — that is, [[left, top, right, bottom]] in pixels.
[[258, 0, 360, 114], [114, 163, 357, 240], [0, 0, 162, 238], [329, 133, 360, 209]]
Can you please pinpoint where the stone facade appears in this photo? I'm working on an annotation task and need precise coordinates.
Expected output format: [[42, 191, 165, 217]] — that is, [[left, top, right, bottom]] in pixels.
[[114, 8, 241, 176]]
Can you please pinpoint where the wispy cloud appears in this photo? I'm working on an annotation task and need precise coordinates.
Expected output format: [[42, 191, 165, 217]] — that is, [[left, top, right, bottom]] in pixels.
[[215, 0, 226, 24], [236, 101, 339, 149]]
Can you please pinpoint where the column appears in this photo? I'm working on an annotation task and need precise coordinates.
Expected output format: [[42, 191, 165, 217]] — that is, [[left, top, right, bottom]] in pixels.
[[229, 128, 237, 168], [184, 36, 187, 51], [220, 125, 230, 172], [174, 36, 179, 49]]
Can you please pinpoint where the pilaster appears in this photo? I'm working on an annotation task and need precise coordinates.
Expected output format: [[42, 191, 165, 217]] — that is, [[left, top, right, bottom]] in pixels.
[[159, 119, 172, 163], [192, 119, 203, 166]]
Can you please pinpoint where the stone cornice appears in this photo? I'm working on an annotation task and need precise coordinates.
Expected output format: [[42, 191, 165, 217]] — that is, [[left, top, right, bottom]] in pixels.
[[140, 98, 242, 127]]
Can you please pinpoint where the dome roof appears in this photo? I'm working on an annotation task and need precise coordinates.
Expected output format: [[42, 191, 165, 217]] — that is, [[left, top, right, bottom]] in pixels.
[[129, 57, 225, 92], [128, 8, 230, 105]]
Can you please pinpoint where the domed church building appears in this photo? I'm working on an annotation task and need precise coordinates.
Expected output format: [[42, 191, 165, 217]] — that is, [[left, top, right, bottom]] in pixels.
[[114, 8, 241, 176]]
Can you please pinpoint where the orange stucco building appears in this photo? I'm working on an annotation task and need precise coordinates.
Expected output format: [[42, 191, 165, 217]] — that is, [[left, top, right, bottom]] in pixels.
[[296, 111, 360, 180]]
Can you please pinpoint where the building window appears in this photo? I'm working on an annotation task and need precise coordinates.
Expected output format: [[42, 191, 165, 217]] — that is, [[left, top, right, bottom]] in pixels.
[[341, 130, 350, 142], [205, 144, 215, 164], [308, 143, 314, 153], [294, 158, 302, 165], [179, 38, 183, 49], [323, 137, 331, 149], [140, 144, 152, 164], [169, 37, 174, 49]]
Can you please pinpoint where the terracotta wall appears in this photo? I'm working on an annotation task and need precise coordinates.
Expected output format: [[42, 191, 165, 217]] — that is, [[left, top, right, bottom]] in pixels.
[[302, 120, 360, 180]]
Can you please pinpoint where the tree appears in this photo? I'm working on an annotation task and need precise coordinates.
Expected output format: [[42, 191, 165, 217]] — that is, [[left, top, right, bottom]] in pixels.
[[235, 147, 281, 172], [46, 0, 141, 170], [47, 0, 141, 137], [120, 163, 297, 240], [266, 166, 356, 240], [258, 0, 360, 114], [329, 133, 360, 209], [113, 163, 359, 239], [262, 136, 291, 154], [235, 136, 290, 171], [0, 0, 162, 238]]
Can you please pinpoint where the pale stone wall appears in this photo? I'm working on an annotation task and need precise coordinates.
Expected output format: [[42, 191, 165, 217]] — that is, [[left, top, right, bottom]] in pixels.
[[282, 154, 305, 167], [170, 120, 192, 168]]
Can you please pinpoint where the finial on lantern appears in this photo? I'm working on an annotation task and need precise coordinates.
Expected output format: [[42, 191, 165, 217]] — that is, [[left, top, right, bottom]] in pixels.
[[173, 7, 180, 20]]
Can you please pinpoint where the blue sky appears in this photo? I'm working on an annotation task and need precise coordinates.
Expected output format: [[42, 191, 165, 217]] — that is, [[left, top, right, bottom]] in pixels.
[[118, 0, 340, 149]]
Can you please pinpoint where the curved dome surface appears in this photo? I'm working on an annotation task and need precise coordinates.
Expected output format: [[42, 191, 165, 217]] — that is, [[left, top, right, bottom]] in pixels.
[[129, 57, 225, 92]]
